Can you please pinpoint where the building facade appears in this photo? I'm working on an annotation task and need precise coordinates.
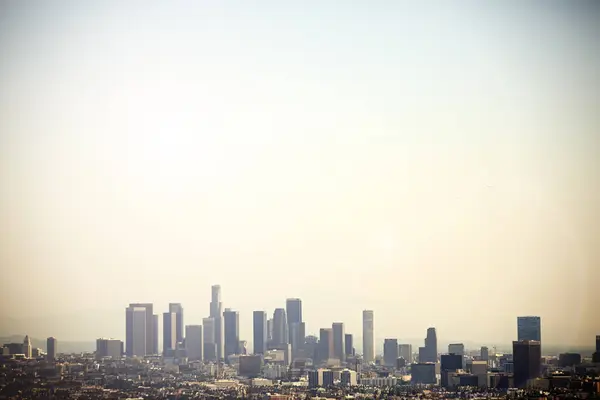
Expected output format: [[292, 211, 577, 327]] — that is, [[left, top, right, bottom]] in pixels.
[[362, 310, 374, 363]]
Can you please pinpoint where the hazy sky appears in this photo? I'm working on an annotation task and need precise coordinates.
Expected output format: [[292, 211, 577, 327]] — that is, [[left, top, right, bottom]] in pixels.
[[1, 1, 599, 350]]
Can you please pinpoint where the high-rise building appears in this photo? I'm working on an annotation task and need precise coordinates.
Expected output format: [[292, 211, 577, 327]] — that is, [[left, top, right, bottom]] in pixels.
[[223, 308, 240, 358], [596, 335, 599, 353], [362, 310, 374, 363], [290, 321, 306, 358], [267, 318, 274, 343], [319, 328, 334, 363], [286, 298, 302, 326], [422, 327, 437, 363], [480, 346, 489, 361], [513, 340, 541, 388], [253, 311, 268, 355], [383, 339, 399, 367], [126, 303, 154, 356], [399, 344, 412, 363], [163, 312, 177, 355], [286, 298, 303, 352], [127, 306, 147, 357], [593, 335, 600, 363], [203, 317, 217, 361], [22, 335, 31, 359], [152, 314, 158, 355], [517, 316, 541, 342], [332, 323, 346, 363], [46, 337, 57, 362], [441, 353, 463, 388], [345, 334, 354, 357], [169, 303, 184, 344], [272, 308, 288, 346], [96, 338, 122, 360], [185, 325, 203, 361], [209, 285, 224, 360], [448, 343, 465, 356]]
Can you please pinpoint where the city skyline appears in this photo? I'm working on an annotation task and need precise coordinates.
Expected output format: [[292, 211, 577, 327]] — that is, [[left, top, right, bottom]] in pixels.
[[1, 1, 599, 348]]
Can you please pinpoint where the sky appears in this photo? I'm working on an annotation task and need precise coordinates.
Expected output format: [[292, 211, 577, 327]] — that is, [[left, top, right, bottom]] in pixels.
[[0, 1, 599, 351]]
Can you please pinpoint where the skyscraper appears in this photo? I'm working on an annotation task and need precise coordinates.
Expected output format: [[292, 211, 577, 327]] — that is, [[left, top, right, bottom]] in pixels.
[[46, 337, 57, 362], [345, 334, 354, 357], [399, 344, 412, 363], [185, 325, 203, 361], [152, 314, 158, 355], [253, 311, 267, 355], [448, 343, 465, 356], [286, 298, 302, 343], [332, 322, 346, 363], [209, 285, 224, 360], [126, 303, 155, 356], [290, 322, 305, 358], [126, 306, 147, 357], [163, 312, 177, 355], [22, 335, 31, 359], [272, 308, 288, 346], [480, 346, 489, 361], [223, 308, 240, 358], [423, 327, 437, 363], [513, 340, 541, 388], [383, 338, 399, 367], [362, 310, 374, 363], [267, 318, 274, 343], [169, 303, 184, 344], [319, 328, 334, 363], [202, 317, 217, 361], [96, 338, 122, 360], [517, 316, 541, 342]]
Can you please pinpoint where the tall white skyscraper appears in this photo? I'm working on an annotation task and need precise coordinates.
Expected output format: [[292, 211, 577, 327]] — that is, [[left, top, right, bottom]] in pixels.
[[23, 335, 32, 359], [185, 325, 203, 361], [210, 285, 224, 360], [362, 310, 374, 363]]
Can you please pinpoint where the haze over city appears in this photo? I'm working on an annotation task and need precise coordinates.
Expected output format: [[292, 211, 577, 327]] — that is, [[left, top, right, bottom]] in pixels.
[[1, 0, 599, 350]]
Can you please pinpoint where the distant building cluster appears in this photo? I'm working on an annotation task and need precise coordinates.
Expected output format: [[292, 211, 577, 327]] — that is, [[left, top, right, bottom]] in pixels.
[[2, 285, 600, 398]]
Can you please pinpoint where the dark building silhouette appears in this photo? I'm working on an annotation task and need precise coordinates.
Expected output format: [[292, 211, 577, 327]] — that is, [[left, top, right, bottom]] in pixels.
[[238, 354, 262, 377], [286, 298, 302, 326], [345, 334, 354, 356], [558, 353, 581, 367], [223, 308, 240, 358], [441, 353, 463, 388], [594, 335, 600, 363], [411, 363, 436, 384], [420, 327, 437, 363], [253, 311, 267, 355], [480, 346, 489, 361], [513, 340, 541, 388], [163, 312, 176, 356], [517, 316, 541, 342], [383, 339, 399, 367], [46, 337, 57, 362]]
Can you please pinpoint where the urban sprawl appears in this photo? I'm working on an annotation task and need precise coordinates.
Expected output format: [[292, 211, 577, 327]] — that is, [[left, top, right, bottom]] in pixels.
[[2, 285, 599, 399]]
